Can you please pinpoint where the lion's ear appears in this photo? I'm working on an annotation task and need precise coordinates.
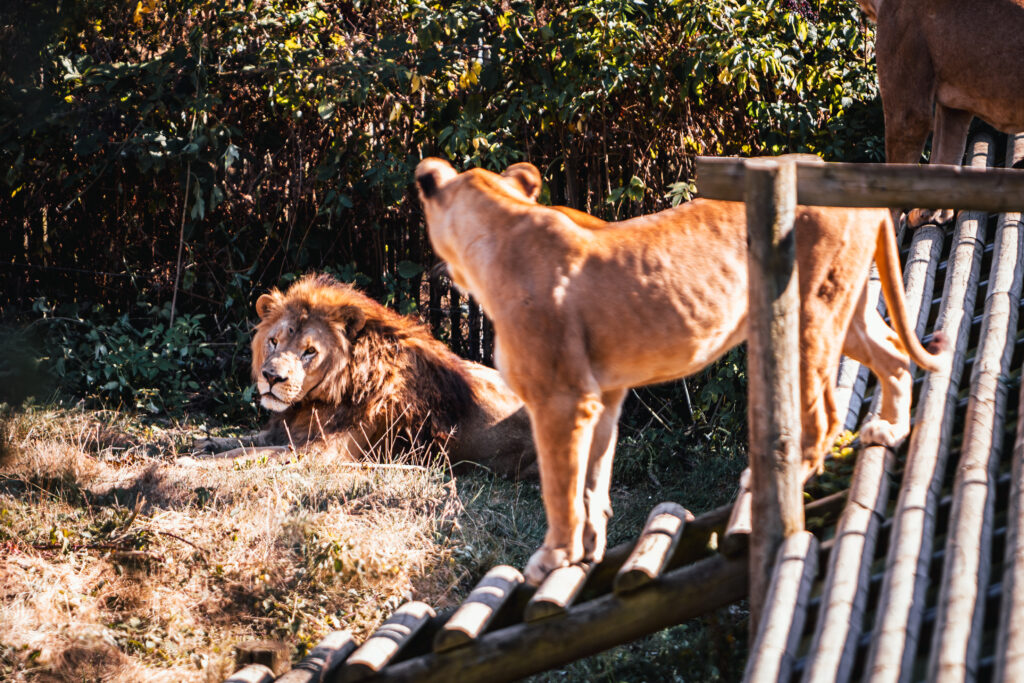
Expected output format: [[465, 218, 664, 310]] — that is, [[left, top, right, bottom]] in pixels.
[[415, 157, 457, 200], [502, 162, 542, 201], [336, 305, 367, 339], [255, 292, 282, 320]]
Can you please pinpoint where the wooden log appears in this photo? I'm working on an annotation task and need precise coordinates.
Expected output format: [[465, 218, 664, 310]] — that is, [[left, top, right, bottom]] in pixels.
[[722, 468, 752, 556], [275, 631, 356, 683], [359, 553, 748, 683], [743, 531, 819, 683], [524, 563, 592, 622], [744, 157, 804, 636], [994, 132, 1024, 683], [339, 601, 435, 682], [865, 133, 995, 683], [581, 488, 845, 602], [224, 664, 276, 683], [801, 446, 894, 683], [434, 565, 524, 652], [614, 502, 690, 594], [234, 640, 291, 677], [929, 133, 1024, 683], [695, 155, 1024, 212]]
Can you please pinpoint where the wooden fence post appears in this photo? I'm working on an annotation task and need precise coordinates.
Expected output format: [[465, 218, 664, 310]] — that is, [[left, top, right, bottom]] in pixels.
[[744, 157, 805, 636]]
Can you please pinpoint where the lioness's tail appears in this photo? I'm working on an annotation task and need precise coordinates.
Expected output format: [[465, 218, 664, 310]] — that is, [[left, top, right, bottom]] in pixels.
[[875, 214, 950, 372]]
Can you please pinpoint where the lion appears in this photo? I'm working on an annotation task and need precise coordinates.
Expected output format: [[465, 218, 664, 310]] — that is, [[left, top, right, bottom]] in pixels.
[[192, 274, 537, 479], [857, 0, 1024, 225], [414, 157, 949, 584]]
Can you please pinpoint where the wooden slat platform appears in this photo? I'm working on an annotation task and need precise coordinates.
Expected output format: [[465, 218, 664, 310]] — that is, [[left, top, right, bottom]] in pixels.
[[795, 131, 1024, 682]]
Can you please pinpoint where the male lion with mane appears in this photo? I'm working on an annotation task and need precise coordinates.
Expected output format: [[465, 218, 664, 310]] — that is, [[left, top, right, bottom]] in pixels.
[[193, 274, 536, 478], [415, 157, 949, 584]]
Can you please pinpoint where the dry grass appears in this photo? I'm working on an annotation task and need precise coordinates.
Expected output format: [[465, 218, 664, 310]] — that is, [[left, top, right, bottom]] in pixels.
[[0, 406, 486, 682], [0, 403, 753, 682]]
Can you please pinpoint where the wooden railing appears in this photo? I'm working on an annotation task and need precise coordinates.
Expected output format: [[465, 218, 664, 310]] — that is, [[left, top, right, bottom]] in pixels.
[[696, 150, 1024, 681]]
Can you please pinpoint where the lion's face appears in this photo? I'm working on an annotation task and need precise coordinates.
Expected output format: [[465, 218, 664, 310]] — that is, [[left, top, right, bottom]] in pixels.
[[251, 286, 366, 412], [254, 317, 335, 411]]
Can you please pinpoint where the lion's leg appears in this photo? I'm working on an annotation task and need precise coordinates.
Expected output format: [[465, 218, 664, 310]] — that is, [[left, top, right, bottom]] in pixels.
[[192, 433, 264, 454], [181, 445, 293, 464], [522, 391, 604, 585], [842, 290, 914, 449], [907, 104, 974, 227], [581, 388, 627, 564], [877, 36, 940, 229]]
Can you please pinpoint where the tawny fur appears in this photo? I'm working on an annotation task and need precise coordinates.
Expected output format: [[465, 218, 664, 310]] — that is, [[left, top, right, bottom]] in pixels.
[[857, 0, 1024, 224], [415, 158, 949, 584], [195, 274, 536, 477]]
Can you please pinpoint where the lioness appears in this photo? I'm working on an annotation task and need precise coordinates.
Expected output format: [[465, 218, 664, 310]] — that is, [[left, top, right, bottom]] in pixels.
[[858, 0, 1024, 225], [415, 157, 948, 584]]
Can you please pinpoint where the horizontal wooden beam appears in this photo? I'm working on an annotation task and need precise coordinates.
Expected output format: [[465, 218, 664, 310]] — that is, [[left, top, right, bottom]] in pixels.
[[695, 157, 1024, 212]]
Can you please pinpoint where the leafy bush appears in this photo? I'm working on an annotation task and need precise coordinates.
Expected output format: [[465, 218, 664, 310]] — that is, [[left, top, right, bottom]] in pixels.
[[1, 0, 880, 422], [32, 298, 254, 419]]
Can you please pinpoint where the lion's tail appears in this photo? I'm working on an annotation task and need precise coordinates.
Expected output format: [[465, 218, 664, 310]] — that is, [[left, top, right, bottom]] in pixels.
[[875, 213, 950, 373]]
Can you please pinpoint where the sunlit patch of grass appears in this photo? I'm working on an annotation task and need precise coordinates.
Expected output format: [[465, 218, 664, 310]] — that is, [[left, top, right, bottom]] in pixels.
[[0, 406, 481, 681], [2, 402, 755, 681]]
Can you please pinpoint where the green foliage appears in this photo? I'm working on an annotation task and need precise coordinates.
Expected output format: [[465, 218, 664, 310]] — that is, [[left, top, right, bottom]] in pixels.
[[616, 349, 748, 513], [1, 0, 879, 421], [32, 298, 253, 419]]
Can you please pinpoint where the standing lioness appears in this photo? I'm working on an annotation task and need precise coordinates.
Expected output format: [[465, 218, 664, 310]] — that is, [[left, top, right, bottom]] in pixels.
[[415, 158, 948, 584]]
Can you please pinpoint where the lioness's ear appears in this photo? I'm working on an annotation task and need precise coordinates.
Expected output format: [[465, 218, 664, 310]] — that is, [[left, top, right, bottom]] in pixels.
[[255, 292, 282, 320], [502, 162, 542, 201], [415, 157, 457, 200], [335, 305, 367, 339]]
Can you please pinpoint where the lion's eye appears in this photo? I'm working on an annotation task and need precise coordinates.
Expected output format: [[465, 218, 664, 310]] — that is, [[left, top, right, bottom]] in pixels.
[[302, 347, 317, 359], [269, 337, 278, 349]]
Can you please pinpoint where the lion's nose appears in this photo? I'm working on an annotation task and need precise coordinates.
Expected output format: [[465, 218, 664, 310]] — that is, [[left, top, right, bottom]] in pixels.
[[262, 369, 286, 386]]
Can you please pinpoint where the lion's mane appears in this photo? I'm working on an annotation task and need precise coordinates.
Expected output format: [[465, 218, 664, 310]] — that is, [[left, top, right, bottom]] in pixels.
[[252, 273, 475, 450]]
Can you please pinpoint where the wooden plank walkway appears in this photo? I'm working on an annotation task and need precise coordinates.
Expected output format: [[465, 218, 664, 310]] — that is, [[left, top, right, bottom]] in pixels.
[[794, 130, 1024, 682], [224, 130, 1024, 683]]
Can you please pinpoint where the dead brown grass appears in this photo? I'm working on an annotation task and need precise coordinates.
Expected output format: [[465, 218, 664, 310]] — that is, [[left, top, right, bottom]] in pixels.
[[0, 406, 483, 682]]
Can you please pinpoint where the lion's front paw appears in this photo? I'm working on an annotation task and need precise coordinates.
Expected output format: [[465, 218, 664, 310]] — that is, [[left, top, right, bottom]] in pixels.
[[192, 435, 244, 455], [859, 418, 909, 450], [524, 545, 573, 586], [906, 208, 956, 229], [191, 437, 218, 455]]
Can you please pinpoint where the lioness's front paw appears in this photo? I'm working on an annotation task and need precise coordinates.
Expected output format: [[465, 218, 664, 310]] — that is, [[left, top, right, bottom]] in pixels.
[[907, 208, 956, 229], [582, 510, 611, 564], [859, 418, 908, 450], [524, 545, 572, 586]]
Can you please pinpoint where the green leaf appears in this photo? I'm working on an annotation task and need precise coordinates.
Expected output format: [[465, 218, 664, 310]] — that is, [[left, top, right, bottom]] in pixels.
[[397, 260, 423, 278], [317, 100, 336, 119]]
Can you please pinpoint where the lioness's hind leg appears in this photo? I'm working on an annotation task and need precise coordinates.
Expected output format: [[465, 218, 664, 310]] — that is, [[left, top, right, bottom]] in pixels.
[[842, 295, 914, 449], [581, 389, 627, 564], [523, 392, 603, 585], [801, 369, 841, 481]]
